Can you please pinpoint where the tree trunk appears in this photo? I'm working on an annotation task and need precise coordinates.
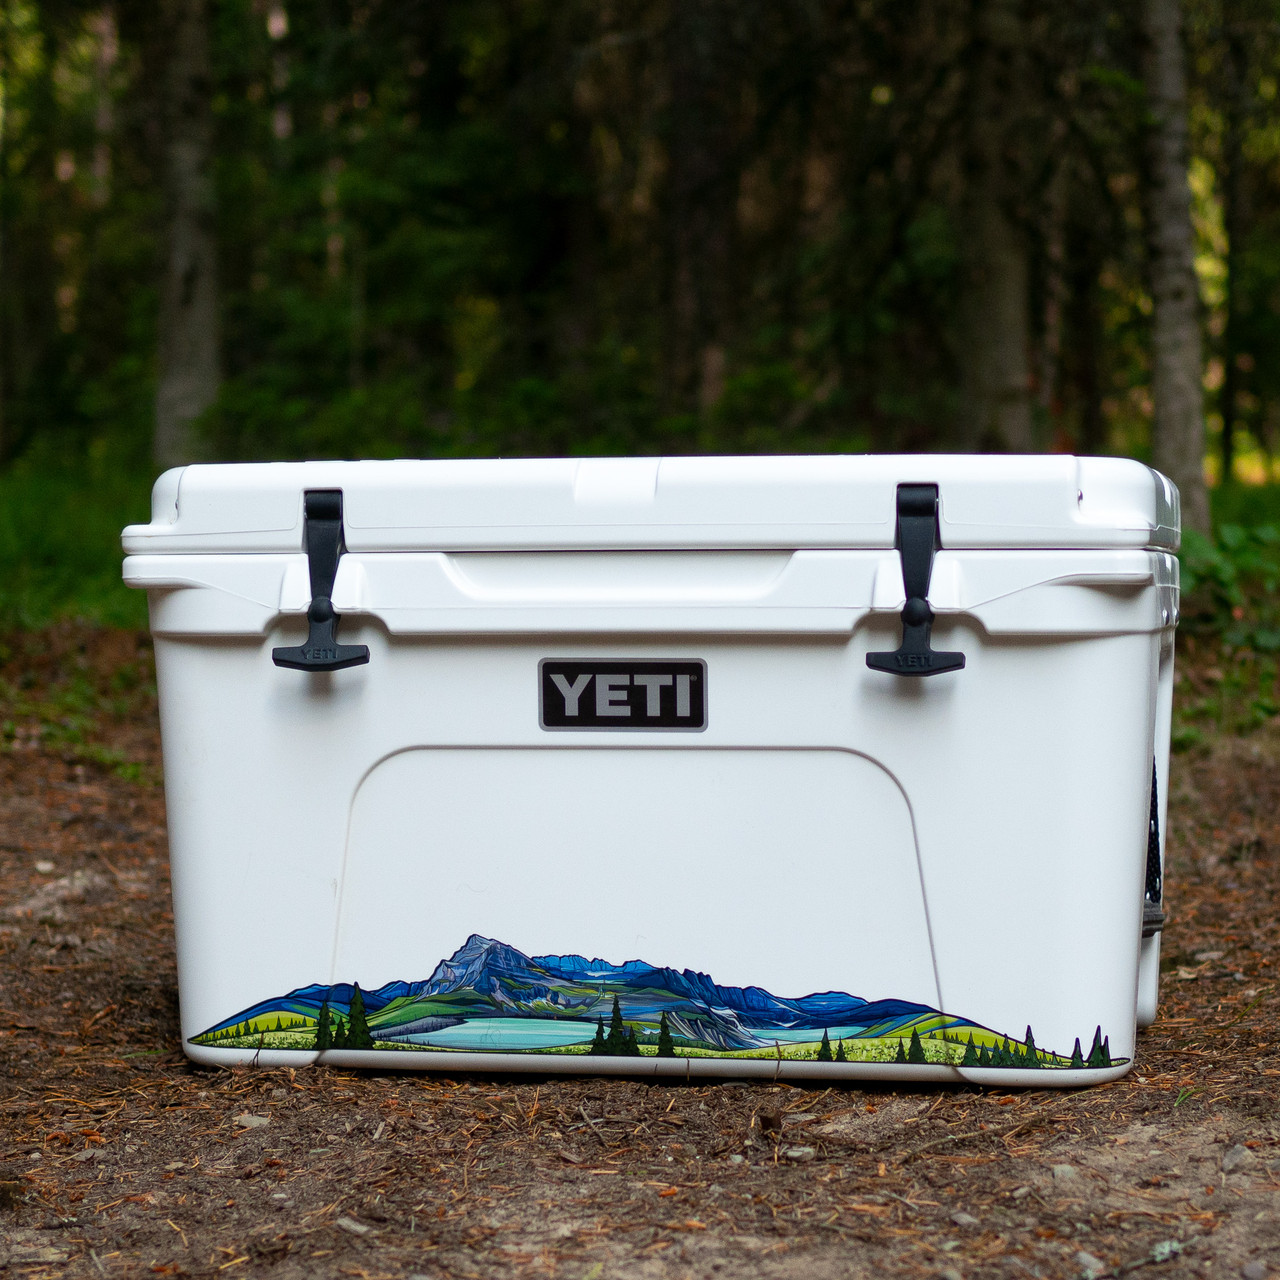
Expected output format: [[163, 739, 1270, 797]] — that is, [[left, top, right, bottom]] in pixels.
[[1219, 21, 1248, 485], [1142, 0, 1208, 532], [89, 8, 118, 209], [664, 0, 737, 417], [0, 2, 9, 463], [1067, 222, 1106, 455], [154, 0, 220, 470], [959, 0, 1034, 453]]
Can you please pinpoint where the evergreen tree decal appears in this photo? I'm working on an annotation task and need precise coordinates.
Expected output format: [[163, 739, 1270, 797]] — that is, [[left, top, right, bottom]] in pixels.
[[1086, 1026, 1108, 1069], [817, 1030, 833, 1062], [347, 983, 374, 1050], [961, 1035, 980, 1067], [606, 996, 627, 1055], [590, 1017, 606, 1055], [1069, 1038, 1084, 1069], [835, 1040, 848, 1063], [315, 999, 333, 1051], [657, 1011, 676, 1058], [907, 1028, 927, 1065], [894, 1039, 907, 1064], [625, 1027, 640, 1057], [978, 1045, 991, 1068], [1024, 1026, 1040, 1068], [333, 1017, 348, 1050]]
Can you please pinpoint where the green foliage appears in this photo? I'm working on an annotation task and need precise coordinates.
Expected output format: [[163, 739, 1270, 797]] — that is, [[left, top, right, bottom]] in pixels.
[[834, 1040, 847, 1063], [894, 1039, 907, 1065], [1180, 523, 1280, 646], [590, 1017, 606, 1055], [961, 1034, 979, 1067], [1174, 495, 1280, 745], [816, 1030, 833, 1063], [1070, 1037, 1085, 1070], [0, 457, 151, 630]]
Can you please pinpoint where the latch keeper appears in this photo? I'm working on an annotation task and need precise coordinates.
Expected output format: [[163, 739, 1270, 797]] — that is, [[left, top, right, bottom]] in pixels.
[[272, 490, 370, 673], [866, 484, 965, 677]]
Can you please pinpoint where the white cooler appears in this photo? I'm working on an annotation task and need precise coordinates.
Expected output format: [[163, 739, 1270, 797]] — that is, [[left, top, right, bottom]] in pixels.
[[122, 455, 1178, 1085]]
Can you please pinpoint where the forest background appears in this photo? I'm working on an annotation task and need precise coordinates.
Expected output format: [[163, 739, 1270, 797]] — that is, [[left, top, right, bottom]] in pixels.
[[0, 0, 1278, 632]]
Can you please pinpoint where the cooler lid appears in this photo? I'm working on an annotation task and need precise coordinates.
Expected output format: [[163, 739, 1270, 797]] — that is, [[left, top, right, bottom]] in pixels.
[[120, 455, 1179, 554]]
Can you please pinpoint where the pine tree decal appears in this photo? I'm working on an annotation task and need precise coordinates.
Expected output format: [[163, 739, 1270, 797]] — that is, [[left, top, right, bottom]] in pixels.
[[907, 1028, 927, 1065], [606, 995, 627, 1056], [333, 1017, 348, 1050], [657, 1011, 676, 1058], [590, 1017, 606, 1055], [978, 1045, 991, 1067], [1069, 1038, 1084, 1069], [625, 1026, 640, 1057], [894, 1039, 907, 1064], [1086, 1026, 1106, 1069], [315, 999, 333, 1051], [347, 983, 374, 1050], [817, 1030, 833, 1062], [1024, 1026, 1040, 1068], [835, 1040, 848, 1063], [961, 1035, 979, 1067]]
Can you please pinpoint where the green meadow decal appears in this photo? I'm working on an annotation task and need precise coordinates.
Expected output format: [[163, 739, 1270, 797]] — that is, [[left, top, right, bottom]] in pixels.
[[193, 934, 1123, 1068]]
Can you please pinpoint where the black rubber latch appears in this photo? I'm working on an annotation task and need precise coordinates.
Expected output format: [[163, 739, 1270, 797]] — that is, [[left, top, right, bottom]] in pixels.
[[1143, 761, 1164, 938], [271, 490, 370, 673], [866, 484, 966, 677]]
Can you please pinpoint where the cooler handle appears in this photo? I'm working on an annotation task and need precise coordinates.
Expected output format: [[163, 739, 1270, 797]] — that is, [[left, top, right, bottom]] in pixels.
[[1143, 761, 1165, 937]]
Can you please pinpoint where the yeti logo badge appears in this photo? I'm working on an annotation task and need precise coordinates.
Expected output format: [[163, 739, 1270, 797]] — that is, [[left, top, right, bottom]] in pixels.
[[539, 660, 707, 731]]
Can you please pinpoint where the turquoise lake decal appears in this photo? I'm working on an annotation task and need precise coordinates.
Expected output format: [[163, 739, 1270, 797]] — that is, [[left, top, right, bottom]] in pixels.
[[192, 933, 1122, 1068]]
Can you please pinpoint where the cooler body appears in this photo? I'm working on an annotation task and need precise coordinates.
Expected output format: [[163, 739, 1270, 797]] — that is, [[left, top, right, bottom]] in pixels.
[[122, 456, 1179, 1085]]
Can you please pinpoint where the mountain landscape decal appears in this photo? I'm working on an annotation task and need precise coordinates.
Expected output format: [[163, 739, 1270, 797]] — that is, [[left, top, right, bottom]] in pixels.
[[191, 934, 1124, 1069]]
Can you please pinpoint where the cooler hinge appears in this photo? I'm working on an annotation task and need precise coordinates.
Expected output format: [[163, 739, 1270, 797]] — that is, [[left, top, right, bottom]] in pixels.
[[866, 484, 965, 677], [272, 490, 371, 673]]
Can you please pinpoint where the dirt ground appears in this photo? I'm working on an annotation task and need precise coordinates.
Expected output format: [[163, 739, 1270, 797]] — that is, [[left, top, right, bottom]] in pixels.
[[0, 628, 1277, 1280]]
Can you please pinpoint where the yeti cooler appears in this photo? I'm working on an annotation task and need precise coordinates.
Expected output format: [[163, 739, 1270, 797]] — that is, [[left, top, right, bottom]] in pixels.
[[122, 455, 1178, 1084]]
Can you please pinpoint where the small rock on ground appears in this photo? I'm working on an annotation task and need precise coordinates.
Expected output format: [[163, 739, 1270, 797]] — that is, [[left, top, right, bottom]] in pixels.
[[1076, 1251, 1107, 1279]]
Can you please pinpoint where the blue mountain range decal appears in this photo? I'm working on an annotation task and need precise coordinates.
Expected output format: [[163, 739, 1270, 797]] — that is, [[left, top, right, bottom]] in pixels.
[[191, 934, 1122, 1070], [195, 933, 973, 1052]]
